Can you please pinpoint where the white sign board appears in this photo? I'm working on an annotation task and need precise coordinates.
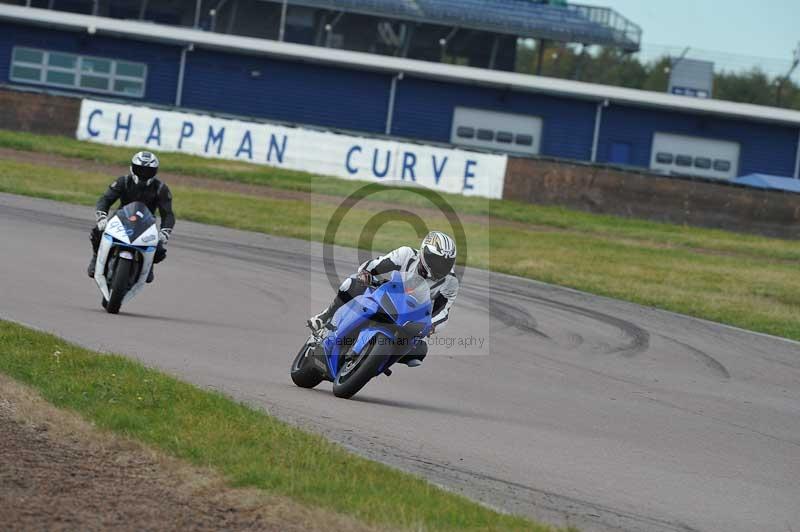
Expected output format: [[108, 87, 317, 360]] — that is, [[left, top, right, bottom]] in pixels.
[[77, 99, 508, 199]]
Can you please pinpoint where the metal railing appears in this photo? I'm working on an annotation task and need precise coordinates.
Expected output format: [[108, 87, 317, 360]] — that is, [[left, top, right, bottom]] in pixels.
[[568, 3, 642, 50]]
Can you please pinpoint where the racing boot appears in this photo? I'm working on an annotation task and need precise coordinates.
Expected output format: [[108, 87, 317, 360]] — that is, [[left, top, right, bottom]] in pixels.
[[87, 252, 97, 278], [398, 342, 427, 367], [146, 265, 155, 284]]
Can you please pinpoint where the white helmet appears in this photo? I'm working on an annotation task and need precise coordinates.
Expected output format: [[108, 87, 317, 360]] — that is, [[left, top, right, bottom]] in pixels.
[[130, 151, 159, 186], [419, 231, 456, 280]]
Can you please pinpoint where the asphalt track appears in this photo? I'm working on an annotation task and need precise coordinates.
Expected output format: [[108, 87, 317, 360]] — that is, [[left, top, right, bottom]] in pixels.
[[1, 192, 799, 532]]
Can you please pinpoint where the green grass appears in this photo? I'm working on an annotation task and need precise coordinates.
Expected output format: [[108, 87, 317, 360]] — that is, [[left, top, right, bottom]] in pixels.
[[0, 320, 559, 531], [2, 129, 798, 262], [1, 130, 799, 341]]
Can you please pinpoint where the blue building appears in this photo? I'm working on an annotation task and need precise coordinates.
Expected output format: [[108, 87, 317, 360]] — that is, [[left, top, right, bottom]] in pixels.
[[1, 4, 799, 179]]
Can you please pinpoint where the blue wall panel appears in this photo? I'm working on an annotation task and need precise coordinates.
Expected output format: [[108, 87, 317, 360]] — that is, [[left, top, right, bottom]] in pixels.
[[600, 104, 799, 176], [2, 21, 798, 177], [392, 77, 597, 160], [181, 49, 392, 134], [0, 22, 181, 105]]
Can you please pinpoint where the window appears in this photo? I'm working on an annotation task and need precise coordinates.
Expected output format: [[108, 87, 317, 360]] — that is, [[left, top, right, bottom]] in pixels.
[[713, 160, 731, 172], [9, 46, 147, 98], [48, 52, 77, 69], [694, 157, 712, 169], [476, 129, 494, 141], [515, 134, 533, 146], [495, 131, 514, 144], [655, 152, 674, 164], [496, 131, 513, 144], [456, 126, 475, 139], [675, 155, 693, 167]]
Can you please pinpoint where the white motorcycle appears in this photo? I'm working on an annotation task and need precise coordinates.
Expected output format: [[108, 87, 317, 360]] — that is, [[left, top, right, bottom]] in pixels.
[[93, 201, 159, 314]]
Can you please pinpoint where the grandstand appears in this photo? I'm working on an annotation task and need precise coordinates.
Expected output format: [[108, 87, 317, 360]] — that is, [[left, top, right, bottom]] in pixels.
[[2, 0, 641, 71]]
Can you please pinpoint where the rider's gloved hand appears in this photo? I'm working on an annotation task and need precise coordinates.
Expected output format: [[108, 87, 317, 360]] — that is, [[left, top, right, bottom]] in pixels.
[[357, 270, 373, 286], [95, 211, 108, 232], [158, 228, 171, 246]]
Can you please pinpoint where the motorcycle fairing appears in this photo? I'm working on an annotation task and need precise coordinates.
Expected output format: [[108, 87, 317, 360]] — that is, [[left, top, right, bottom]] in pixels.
[[94, 202, 158, 304], [322, 271, 433, 380]]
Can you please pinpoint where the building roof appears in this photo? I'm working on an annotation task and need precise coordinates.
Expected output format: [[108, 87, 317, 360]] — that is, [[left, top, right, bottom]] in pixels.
[[258, 0, 641, 51], [733, 174, 800, 193], [3, 4, 800, 128]]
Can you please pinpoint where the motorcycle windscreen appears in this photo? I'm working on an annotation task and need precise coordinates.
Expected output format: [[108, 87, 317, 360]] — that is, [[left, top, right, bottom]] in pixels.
[[115, 202, 157, 244], [379, 272, 432, 335]]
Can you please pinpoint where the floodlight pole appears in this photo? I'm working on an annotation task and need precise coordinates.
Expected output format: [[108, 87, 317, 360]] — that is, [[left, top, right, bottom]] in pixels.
[[209, 0, 229, 33], [488, 35, 500, 70], [193, 0, 202, 28], [535, 39, 547, 75], [324, 12, 344, 47], [671, 46, 691, 68], [138, 0, 148, 20], [776, 43, 800, 107], [278, 0, 288, 41], [438, 27, 458, 62]]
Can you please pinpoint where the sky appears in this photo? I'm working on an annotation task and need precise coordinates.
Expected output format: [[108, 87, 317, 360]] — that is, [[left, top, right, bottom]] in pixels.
[[585, 0, 799, 76]]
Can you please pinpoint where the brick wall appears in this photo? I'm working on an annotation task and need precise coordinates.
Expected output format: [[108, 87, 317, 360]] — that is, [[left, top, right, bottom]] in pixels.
[[0, 87, 80, 137], [505, 157, 800, 238]]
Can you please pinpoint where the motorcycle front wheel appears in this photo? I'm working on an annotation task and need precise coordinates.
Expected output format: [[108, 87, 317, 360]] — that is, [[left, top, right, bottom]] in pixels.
[[332, 335, 393, 399], [106, 258, 131, 314]]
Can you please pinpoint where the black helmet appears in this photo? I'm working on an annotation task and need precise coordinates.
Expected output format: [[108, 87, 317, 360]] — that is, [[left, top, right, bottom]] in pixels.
[[419, 231, 456, 280], [130, 151, 159, 186]]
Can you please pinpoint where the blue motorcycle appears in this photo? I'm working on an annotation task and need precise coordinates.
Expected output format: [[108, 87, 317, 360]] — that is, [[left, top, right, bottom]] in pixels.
[[291, 271, 433, 399]]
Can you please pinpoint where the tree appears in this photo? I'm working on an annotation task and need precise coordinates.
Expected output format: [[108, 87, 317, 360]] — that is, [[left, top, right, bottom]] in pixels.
[[513, 43, 800, 111]]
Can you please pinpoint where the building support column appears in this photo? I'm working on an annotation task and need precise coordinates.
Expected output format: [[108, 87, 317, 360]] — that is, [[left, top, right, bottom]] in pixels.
[[488, 35, 500, 70], [794, 128, 800, 179], [175, 45, 192, 107], [591, 99, 608, 163], [385, 72, 402, 136], [278, 0, 288, 41]]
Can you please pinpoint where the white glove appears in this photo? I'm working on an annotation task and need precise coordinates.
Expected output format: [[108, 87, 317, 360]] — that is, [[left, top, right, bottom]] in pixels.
[[158, 228, 171, 246], [95, 211, 107, 232]]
